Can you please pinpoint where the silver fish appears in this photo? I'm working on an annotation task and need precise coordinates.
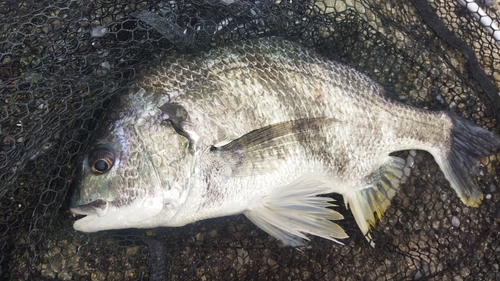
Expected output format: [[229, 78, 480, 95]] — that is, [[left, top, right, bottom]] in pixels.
[[70, 37, 500, 247]]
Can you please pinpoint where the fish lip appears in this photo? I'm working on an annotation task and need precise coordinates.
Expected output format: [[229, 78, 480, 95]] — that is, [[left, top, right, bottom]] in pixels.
[[70, 199, 109, 217]]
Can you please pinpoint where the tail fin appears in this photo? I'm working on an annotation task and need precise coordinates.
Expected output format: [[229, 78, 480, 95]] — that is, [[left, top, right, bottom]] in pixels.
[[434, 115, 500, 207]]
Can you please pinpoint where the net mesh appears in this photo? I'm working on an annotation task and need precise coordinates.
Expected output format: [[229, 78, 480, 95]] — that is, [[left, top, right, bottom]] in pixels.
[[1, 0, 499, 280]]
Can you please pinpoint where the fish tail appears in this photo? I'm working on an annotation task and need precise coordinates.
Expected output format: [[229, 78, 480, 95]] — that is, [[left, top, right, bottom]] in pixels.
[[434, 115, 500, 207], [244, 173, 348, 247]]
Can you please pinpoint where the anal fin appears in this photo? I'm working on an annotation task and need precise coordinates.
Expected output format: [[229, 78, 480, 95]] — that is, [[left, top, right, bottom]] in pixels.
[[344, 156, 407, 246], [244, 174, 348, 247]]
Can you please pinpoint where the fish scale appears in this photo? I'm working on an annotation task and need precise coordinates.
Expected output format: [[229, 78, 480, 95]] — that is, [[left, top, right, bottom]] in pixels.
[[70, 37, 500, 247]]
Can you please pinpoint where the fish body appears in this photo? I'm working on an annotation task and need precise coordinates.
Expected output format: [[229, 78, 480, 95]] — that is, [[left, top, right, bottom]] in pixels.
[[70, 37, 500, 246]]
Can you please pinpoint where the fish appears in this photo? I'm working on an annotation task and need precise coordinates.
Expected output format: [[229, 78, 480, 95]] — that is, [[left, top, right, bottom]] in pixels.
[[70, 37, 500, 247]]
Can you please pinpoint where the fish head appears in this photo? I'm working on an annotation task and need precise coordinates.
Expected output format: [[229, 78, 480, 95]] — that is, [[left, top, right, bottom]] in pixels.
[[70, 91, 191, 232]]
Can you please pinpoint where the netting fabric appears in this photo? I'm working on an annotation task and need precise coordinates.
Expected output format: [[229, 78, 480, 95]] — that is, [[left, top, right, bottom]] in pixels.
[[1, 0, 499, 280]]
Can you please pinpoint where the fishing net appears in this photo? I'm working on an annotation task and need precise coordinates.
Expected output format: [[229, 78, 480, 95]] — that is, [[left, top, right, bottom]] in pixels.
[[1, 0, 499, 280]]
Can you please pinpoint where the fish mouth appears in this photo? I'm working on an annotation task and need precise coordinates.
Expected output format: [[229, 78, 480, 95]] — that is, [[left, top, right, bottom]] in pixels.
[[70, 199, 109, 217]]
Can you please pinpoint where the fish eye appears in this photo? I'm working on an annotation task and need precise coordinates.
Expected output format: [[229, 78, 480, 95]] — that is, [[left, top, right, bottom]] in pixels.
[[88, 147, 115, 174]]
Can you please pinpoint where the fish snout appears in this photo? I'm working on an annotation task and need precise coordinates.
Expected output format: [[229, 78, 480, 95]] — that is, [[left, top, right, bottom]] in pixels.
[[70, 199, 109, 217]]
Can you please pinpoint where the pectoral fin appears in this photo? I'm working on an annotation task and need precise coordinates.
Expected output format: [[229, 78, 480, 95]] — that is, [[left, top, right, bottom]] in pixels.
[[244, 173, 348, 247], [210, 117, 337, 176]]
